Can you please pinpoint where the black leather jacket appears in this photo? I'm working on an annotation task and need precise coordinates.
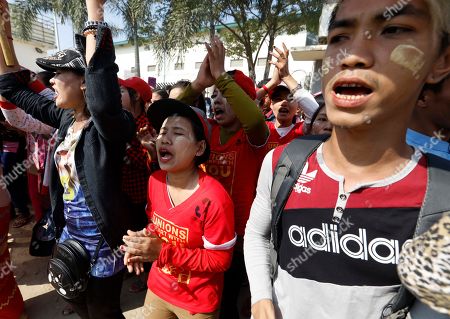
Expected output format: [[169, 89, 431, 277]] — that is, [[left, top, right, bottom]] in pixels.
[[0, 27, 136, 250]]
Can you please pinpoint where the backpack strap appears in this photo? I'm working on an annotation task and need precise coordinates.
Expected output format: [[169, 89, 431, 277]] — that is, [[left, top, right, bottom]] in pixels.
[[383, 153, 450, 318], [270, 135, 328, 251]]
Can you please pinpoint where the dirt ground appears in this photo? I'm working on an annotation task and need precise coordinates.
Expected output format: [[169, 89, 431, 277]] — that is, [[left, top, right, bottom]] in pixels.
[[9, 220, 147, 319]]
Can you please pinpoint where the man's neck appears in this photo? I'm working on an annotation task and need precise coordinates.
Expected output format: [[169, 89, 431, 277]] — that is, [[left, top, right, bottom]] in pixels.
[[409, 118, 450, 142], [275, 119, 292, 129], [323, 124, 413, 192]]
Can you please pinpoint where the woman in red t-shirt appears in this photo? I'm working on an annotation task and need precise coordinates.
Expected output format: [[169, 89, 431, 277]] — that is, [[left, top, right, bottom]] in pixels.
[[122, 99, 236, 319]]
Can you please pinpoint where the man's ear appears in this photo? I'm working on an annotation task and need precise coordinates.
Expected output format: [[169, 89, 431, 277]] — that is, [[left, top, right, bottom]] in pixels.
[[81, 79, 86, 91], [426, 46, 450, 84]]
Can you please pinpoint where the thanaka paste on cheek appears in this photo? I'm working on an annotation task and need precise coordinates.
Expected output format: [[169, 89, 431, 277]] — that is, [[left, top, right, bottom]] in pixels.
[[390, 45, 425, 80]]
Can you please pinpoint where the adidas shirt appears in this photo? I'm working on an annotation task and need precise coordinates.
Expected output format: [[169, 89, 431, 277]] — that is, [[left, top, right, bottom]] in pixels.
[[244, 144, 426, 319]]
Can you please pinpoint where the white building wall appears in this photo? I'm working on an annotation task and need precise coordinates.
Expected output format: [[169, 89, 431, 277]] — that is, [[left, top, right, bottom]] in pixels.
[[14, 40, 53, 72], [115, 31, 315, 90]]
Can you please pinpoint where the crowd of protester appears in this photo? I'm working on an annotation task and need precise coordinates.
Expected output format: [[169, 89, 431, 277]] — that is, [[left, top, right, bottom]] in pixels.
[[0, 0, 449, 318]]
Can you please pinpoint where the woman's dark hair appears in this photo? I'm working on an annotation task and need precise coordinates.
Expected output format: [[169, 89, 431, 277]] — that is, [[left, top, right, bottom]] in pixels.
[[127, 87, 145, 115], [37, 71, 55, 89], [170, 80, 206, 114], [305, 94, 326, 135], [154, 89, 169, 99], [179, 114, 210, 166]]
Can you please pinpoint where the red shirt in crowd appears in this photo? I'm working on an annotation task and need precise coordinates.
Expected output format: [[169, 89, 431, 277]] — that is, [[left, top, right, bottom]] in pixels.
[[122, 112, 151, 203], [205, 124, 266, 237], [264, 121, 303, 153], [146, 169, 236, 314]]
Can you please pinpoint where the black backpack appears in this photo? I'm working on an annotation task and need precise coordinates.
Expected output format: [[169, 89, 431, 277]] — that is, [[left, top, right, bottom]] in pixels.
[[270, 136, 450, 319]]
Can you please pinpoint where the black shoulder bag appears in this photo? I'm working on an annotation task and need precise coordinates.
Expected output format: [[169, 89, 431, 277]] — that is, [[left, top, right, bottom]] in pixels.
[[48, 237, 104, 299]]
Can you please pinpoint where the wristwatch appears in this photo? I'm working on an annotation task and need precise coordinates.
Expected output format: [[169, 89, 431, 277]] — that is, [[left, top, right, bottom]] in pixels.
[[290, 84, 302, 95]]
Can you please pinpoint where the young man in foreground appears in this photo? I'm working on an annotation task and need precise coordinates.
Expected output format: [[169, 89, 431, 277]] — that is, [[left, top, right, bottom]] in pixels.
[[244, 0, 450, 318]]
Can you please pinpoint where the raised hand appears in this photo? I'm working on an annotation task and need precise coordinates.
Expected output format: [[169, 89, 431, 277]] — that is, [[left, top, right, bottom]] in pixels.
[[205, 36, 226, 80], [137, 125, 157, 160], [192, 53, 215, 93], [269, 43, 290, 79], [85, 0, 106, 65], [270, 66, 281, 87]]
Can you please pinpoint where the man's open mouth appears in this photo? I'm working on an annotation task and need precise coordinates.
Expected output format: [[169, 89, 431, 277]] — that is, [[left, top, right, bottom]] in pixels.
[[278, 107, 290, 114], [333, 82, 373, 100]]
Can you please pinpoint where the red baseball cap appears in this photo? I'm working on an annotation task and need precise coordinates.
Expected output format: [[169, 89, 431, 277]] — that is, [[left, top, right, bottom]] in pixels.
[[119, 77, 153, 103], [227, 70, 256, 100]]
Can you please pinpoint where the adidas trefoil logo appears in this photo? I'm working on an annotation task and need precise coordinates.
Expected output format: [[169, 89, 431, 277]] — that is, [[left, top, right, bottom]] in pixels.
[[293, 163, 317, 194]]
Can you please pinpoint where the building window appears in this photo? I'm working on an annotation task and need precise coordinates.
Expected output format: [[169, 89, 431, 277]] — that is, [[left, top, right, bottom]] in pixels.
[[130, 67, 136, 73], [147, 65, 156, 72], [174, 63, 184, 70], [257, 58, 267, 67], [230, 59, 243, 68], [195, 62, 202, 69]]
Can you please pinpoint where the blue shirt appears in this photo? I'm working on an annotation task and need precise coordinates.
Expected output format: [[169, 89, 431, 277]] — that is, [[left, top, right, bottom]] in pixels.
[[406, 129, 450, 161], [59, 186, 124, 278], [56, 122, 124, 278]]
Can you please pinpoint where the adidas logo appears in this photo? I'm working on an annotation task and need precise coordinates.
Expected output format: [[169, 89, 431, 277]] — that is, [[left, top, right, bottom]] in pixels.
[[294, 163, 317, 194]]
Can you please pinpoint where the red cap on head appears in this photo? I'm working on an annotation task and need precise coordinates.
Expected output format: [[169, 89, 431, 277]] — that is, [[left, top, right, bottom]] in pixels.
[[119, 77, 153, 103], [228, 70, 256, 100]]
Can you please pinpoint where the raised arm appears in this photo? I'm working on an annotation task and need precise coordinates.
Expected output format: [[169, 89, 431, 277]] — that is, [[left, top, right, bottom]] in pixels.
[[84, 0, 135, 143], [207, 37, 268, 146], [255, 67, 281, 102], [271, 43, 319, 123], [182, 37, 268, 146], [1, 103, 54, 135], [0, 80, 55, 135], [0, 1, 63, 127]]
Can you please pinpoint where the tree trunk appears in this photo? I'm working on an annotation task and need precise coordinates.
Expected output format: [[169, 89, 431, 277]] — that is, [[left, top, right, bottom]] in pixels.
[[247, 56, 256, 82], [263, 31, 276, 80], [243, 39, 256, 81], [133, 22, 140, 77], [209, 0, 215, 41]]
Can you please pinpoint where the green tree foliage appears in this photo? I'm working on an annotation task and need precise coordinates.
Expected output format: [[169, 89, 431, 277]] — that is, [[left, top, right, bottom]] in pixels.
[[107, 0, 155, 76], [152, 0, 323, 81], [12, 0, 155, 77], [150, 0, 221, 77], [13, 0, 87, 41]]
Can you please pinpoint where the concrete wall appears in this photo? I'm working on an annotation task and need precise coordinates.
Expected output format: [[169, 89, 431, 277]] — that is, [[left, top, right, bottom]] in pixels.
[[14, 40, 54, 72]]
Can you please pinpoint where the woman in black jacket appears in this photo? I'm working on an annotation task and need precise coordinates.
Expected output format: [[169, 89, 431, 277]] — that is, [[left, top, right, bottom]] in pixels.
[[0, 0, 134, 318]]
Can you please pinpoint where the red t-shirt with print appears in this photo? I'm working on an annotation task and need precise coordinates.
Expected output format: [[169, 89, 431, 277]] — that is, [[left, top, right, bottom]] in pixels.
[[205, 123, 266, 236], [146, 169, 236, 314], [264, 121, 303, 153]]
